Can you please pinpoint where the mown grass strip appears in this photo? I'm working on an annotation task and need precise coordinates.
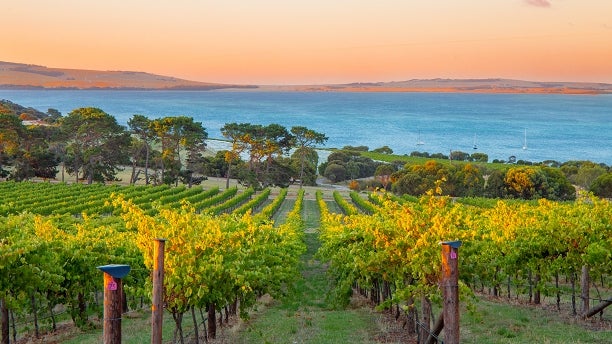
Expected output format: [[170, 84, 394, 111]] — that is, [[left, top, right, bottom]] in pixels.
[[230, 199, 381, 343]]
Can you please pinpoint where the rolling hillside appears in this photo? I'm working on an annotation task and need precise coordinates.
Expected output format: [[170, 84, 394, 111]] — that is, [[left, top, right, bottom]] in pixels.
[[0, 61, 254, 90], [1, 61, 611, 94]]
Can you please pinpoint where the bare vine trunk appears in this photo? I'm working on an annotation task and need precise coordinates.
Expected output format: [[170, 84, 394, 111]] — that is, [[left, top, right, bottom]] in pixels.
[[31, 294, 39, 338], [191, 306, 199, 344], [419, 296, 431, 344], [1, 299, 8, 344], [534, 273, 541, 305], [406, 297, 416, 334], [172, 311, 185, 344], [207, 303, 216, 339], [145, 143, 150, 185], [571, 272, 577, 315], [225, 165, 231, 189], [556, 273, 561, 311]]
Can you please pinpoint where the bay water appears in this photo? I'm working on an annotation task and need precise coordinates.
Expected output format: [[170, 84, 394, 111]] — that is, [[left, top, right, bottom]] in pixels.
[[1, 90, 611, 165]]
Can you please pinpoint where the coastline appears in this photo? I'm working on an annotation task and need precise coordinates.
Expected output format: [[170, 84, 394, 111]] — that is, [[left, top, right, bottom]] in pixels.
[[2, 84, 608, 95]]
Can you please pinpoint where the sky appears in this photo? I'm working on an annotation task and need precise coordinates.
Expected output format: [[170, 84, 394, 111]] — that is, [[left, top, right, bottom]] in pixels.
[[3, 0, 612, 85]]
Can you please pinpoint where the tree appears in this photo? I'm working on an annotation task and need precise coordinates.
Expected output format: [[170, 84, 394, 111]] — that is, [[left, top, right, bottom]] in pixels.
[[372, 146, 393, 154], [10, 124, 60, 181], [412, 160, 456, 195], [541, 167, 576, 201], [391, 171, 424, 195], [181, 119, 208, 187], [484, 170, 506, 198], [504, 166, 539, 199], [375, 164, 396, 189], [470, 152, 488, 163], [221, 123, 252, 189], [261, 156, 295, 188], [590, 173, 612, 198], [202, 151, 231, 178], [456, 163, 485, 197], [320, 149, 380, 183], [290, 126, 327, 188], [323, 163, 346, 183], [327, 150, 353, 164], [221, 123, 293, 189], [128, 114, 156, 184], [150, 116, 207, 185], [342, 145, 369, 152], [290, 147, 319, 186], [60, 107, 131, 184], [45, 108, 62, 123], [571, 163, 606, 190], [0, 114, 24, 178], [450, 150, 470, 161]]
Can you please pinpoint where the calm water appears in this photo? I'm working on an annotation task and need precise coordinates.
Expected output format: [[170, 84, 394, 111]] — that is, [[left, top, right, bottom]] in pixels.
[[1, 90, 611, 164]]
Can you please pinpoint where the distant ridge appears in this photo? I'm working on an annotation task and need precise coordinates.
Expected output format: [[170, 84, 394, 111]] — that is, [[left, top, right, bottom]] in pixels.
[[0, 61, 255, 90], [264, 78, 612, 94], [1, 61, 610, 94]]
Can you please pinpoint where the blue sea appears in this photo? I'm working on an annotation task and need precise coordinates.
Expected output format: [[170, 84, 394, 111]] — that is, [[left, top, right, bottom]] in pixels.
[[1, 90, 611, 164]]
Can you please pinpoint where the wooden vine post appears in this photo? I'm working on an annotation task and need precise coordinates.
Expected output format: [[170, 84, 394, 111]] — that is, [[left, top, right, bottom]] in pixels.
[[97, 264, 131, 344], [441, 241, 461, 344], [152, 238, 167, 344]]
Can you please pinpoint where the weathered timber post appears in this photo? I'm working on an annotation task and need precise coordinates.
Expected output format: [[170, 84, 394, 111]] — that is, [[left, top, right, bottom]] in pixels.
[[152, 238, 167, 344], [441, 240, 461, 344], [97, 264, 131, 344]]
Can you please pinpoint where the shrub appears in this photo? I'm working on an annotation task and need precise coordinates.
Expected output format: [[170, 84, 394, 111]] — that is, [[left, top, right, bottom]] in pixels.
[[590, 173, 612, 198]]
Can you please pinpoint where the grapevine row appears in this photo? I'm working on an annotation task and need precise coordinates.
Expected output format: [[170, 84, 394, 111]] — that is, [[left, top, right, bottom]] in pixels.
[[349, 191, 377, 215], [333, 190, 359, 215], [317, 188, 611, 331], [234, 188, 271, 215], [1, 185, 304, 342]]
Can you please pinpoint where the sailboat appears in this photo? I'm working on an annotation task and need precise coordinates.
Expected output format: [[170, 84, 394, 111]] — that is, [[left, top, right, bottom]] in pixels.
[[416, 130, 425, 146], [522, 129, 527, 150], [473, 134, 478, 150]]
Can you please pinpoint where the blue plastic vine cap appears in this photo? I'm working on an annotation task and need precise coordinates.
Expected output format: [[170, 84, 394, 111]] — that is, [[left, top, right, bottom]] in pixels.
[[97, 264, 131, 278], [440, 240, 462, 249]]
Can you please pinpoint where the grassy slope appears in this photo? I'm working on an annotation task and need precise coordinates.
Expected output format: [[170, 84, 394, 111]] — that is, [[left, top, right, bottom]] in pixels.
[[359, 150, 509, 171], [460, 298, 611, 343], [54, 309, 191, 344]]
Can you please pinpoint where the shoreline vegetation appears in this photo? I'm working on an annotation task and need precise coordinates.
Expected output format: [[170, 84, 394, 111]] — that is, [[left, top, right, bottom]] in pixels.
[[2, 97, 610, 200], [2, 61, 611, 94]]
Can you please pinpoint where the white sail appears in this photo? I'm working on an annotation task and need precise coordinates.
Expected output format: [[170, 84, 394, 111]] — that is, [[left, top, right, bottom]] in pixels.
[[416, 130, 425, 145]]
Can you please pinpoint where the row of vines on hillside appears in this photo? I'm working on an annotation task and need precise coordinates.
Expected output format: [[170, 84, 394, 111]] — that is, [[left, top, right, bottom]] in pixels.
[[333, 191, 359, 215], [0, 182, 301, 343], [0, 182, 230, 216], [113, 189, 306, 342], [317, 185, 611, 339]]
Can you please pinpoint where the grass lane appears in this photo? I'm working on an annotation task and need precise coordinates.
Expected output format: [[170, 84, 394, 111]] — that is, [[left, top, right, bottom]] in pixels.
[[228, 199, 383, 344]]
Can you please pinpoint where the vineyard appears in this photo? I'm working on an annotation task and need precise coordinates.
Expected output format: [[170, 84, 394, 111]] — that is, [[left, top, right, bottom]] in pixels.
[[0, 181, 611, 343]]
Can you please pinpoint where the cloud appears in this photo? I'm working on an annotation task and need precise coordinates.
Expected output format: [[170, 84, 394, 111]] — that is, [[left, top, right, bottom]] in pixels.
[[525, 0, 552, 7]]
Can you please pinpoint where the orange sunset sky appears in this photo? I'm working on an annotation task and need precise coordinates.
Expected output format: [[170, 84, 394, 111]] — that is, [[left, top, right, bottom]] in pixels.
[[4, 0, 612, 85]]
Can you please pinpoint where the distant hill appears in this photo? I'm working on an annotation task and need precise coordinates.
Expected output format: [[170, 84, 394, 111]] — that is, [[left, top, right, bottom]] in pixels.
[[263, 78, 612, 94], [0, 99, 48, 119], [1, 61, 611, 94], [0, 61, 255, 90]]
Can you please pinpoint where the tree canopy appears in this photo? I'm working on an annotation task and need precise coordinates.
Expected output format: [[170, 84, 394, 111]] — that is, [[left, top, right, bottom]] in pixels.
[[60, 107, 131, 184]]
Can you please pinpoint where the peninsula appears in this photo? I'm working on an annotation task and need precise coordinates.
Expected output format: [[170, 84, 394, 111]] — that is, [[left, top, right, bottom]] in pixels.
[[1, 61, 611, 94]]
